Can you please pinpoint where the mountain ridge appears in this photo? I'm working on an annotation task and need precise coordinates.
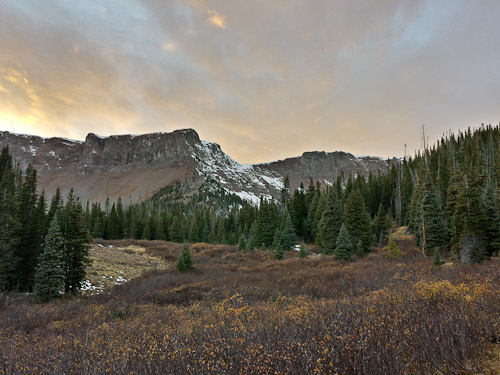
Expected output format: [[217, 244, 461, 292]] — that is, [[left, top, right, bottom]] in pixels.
[[0, 129, 392, 205]]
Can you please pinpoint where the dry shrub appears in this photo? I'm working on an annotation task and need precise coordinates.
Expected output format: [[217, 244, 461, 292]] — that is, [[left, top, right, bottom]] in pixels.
[[0, 233, 499, 374]]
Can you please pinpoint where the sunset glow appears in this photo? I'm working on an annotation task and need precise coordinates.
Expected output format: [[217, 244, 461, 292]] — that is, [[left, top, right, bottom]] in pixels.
[[1, 1, 500, 163]]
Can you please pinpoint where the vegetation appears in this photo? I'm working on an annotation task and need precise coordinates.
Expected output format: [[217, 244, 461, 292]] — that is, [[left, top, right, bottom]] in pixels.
[[176, 243, 193, 273], [0, 148, 91, 298], [0, 236, 498, 374]]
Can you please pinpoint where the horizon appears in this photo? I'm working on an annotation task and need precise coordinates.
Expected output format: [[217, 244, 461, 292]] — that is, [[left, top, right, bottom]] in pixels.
[[1, 1, 500, 163]]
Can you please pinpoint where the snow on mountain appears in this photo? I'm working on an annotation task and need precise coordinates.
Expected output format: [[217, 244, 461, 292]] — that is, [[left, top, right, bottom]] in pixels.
[[191, 140, 283, 204]]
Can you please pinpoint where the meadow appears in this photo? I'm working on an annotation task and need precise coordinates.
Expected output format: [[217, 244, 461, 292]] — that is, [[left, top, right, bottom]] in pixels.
[[0, 231, 498, 374]]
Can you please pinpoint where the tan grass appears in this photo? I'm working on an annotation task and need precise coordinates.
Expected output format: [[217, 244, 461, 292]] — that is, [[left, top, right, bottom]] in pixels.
[[85, 243, 169, 293]]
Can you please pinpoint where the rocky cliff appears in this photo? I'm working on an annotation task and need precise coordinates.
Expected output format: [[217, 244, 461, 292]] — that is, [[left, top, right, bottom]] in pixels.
[[0, 129, 391, 205]]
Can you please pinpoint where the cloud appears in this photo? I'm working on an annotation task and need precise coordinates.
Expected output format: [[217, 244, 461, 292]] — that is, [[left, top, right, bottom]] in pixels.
[[0, 0, 499, 163], [206, 9, 226, 28], [161, 42, 176, 51]]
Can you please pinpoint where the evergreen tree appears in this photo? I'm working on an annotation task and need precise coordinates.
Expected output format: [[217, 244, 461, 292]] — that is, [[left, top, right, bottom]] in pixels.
[[298, 243, 307, 258], [0, 154, 20, 291], [344, 191, 373, 254], [317, 190, 343, 254], [386, 236, 401, 259], [60, 189, 92, 294], [481, 181, 500, 257], [47, 187, 62, 225], [432, 247, 444, 267], [274, 213, 298, 252], [373, 203, 386, 246], [155, 216, 166, 240], [290, 184, 307, 237], [34, 215, 66, 301], [237, 234, 246, 252], [419, 174, 448, 255], [15, 165, 39, 291], [305, 192, 320, 242], [334, 223, 354, 261], [107, 204, 120, 240], [170, 215, 184, 243], [176, 243, 193, 273]]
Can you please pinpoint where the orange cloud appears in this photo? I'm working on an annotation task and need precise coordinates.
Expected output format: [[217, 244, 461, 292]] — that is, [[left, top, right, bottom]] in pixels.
[[206, 9, 226, 28]]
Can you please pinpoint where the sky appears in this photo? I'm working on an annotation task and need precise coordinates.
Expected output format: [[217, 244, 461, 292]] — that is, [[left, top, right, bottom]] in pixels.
[[1, 0, 500, 164]]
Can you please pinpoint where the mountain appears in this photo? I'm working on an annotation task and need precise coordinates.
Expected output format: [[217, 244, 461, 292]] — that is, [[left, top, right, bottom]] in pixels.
[[0, 129, 391, 205]]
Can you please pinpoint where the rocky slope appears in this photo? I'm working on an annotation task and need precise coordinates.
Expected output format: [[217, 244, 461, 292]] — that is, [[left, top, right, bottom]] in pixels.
[[0, 129, 391, 205]]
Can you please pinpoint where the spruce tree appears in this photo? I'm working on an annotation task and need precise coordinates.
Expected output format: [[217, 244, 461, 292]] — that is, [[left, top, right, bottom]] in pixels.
[[60, 189, 92, 294], [107, 204, 120, 240], [237, 234, 246, 252], [299, 243, 307, 258], [334, 223, 354, 261], [386, 236, 401, 259], [373, 203, 386, 246], [344, 191, 373, 254], [432, 247, 444, 267], [0, 155, 20, 291], [34, 215, 66, 301], [176, 243, 193, 273], [420, 174, 448, 255], [481, 181, 500, 257], [317, 190, 343, 254], [276, 213, 298, 252]]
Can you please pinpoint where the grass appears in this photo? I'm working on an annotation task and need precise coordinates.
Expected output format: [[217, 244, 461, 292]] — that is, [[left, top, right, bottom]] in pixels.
[[84, 240, 169, 293], [0, 230, 498, 374]]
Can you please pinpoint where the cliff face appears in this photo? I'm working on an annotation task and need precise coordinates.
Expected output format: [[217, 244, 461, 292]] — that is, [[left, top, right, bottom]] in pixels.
[[257, 151, 390, 190], [0, 129, 201, 174], [0, 129, 391, 205]]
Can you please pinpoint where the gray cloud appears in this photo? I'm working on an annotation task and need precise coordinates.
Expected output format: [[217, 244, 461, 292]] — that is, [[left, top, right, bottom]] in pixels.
[[0, 0, 499, 162]]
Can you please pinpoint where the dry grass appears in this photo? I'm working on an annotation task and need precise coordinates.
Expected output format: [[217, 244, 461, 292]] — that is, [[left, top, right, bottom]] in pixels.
[[0, 230, 498, 374], [85, 241, 170, 293]]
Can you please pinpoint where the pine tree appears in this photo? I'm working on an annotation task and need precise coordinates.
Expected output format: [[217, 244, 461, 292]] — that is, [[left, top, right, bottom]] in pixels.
[[290, 185, 307, 237], [60, 189, 92, 294], [170, 215, 184, 243], [0, 153, 20, 291], [176, 243, 193, 273], [47, 187, 62, 226], [344, 191, 373, 254], [386, 236, 401, 259], [155, 216, 166, 240], [237, 234, 246, 252], [34, 215, 66, 302], [432, 247, 444, 267], [107, 204, 120, 240], [373, 203, 386, 246], [317, 190, 343, 254], [481, 181, 500, 257], [420, 174, 448, 255], [334, 223, 354, 261], [298, 243, 307, 258], [15, 165, 39, 291], [275, 213, 298, 252]]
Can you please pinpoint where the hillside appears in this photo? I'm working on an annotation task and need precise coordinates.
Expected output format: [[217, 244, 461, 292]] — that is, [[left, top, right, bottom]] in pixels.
[[0, 129, 390, 205]]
